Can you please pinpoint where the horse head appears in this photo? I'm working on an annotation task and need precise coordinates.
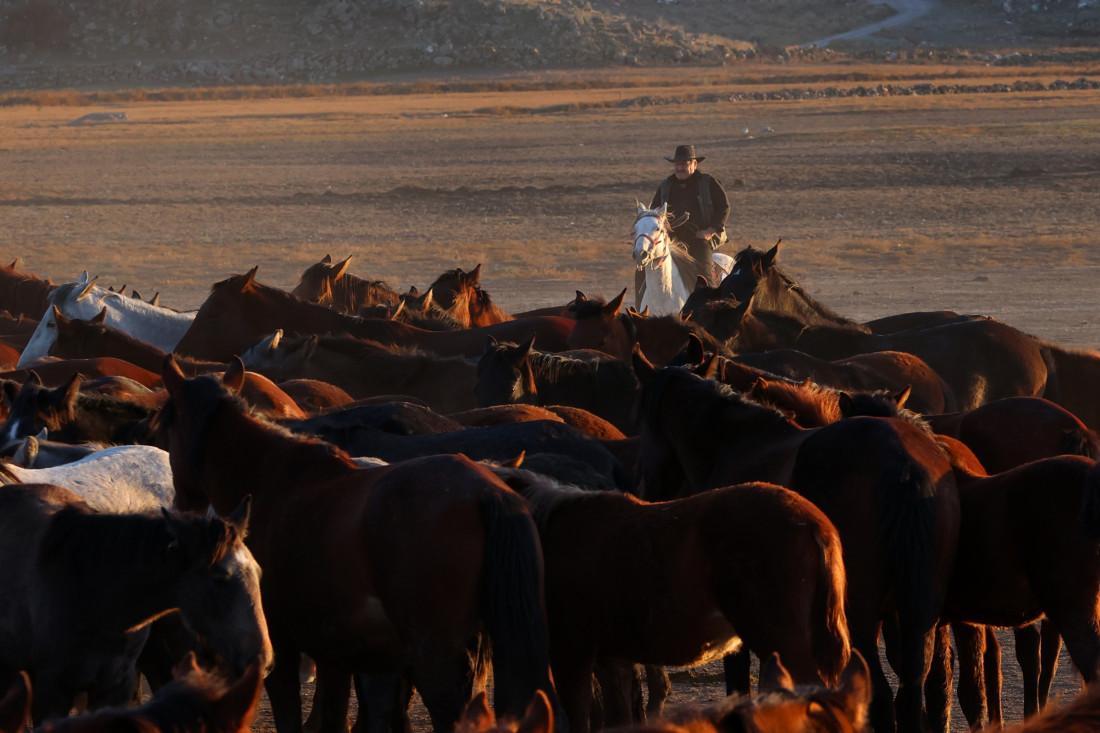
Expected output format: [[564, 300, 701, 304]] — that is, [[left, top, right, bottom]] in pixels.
[[475, 335, 539, 408], [720, 240, 782, 302], [632, 203, 673, 271]]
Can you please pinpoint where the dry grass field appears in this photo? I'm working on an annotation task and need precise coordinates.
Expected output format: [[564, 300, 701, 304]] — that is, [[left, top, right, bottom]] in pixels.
[[3, 60, 1100, 730]]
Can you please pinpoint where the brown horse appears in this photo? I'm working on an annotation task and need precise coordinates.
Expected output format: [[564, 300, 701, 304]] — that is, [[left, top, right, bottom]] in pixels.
[[38, 653, 264, 733], [492, 464, 850, 733], [428, 265, 514, 328], [0, 259, 54, 321], [633, 355, 959, 733], [158, 358, 562, 732], [174, 269, 575, 361], [290, 255, 401, 314], [1039, 342, 1100, 431]]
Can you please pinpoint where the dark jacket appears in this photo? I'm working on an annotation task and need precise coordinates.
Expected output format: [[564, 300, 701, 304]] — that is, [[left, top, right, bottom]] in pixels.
[[650, 171, 730, 248]]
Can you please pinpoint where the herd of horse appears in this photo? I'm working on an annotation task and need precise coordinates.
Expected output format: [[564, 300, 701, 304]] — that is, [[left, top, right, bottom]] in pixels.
[[0, 227, 1098, 733]]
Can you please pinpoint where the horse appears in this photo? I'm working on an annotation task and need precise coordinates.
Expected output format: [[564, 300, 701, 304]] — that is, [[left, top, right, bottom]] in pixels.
[[1038, 341, 1100, 431], [240, 330, 480, 414], [5, 431, 107, 468], [599, 651, 872, 733], [174, 268, 575, 362], [632, 355, 959, 733], [428, 265, 514, 328], [157, 357, 563, 732], [491, 463, 850, 733], [632, 203, 693, 316], [0, 357, 163, 390], [0, 483, 271, 724], [291, 254, 402, 314], [565, 292, 729, 366], [0, 259, 55, 321], [38, 652, 264, 733], [475, 336, 639, 436], [18, 272, 195, 367], [0, 443, 174, 512]]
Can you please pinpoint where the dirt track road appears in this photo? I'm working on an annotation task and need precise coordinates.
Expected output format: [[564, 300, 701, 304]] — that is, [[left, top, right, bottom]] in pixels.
[[804, 0, 936, 47]]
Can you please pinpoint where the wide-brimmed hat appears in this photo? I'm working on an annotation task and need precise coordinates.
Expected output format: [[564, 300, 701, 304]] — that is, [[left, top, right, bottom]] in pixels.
[[665, 144, 704, 163]]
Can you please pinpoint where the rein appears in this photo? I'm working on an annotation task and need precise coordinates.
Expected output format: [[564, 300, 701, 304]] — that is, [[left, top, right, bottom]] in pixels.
[[634, 212, 670, 270]]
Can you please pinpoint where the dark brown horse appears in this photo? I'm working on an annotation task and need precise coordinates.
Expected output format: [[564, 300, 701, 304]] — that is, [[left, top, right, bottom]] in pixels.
[[633, 356, 959, 733], [290, 255, 401, 314], [1039, 341, 1100, 431], [158, 358, 562, 732], [493, 464, 850, 733], [174, 269, 575, 361], [38, 653, 264, 733], [428, 265, 514, 328]]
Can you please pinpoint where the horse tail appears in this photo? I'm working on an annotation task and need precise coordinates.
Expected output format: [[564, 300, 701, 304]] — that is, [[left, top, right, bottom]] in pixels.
[[811, 521, 851, 686], [1080, 458, 1100, 542], [877, 455, 940, 646], [478, 487, 561, 723]]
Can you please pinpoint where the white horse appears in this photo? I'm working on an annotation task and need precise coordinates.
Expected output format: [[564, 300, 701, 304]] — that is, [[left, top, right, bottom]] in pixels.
[[0, 444, 174, 512], [632, 202, 733, 315], [17, 272, 195, 368]]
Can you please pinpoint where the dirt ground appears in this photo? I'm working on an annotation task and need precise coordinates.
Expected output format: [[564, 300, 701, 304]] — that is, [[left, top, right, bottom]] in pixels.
[[3, 63, 1100, 730]]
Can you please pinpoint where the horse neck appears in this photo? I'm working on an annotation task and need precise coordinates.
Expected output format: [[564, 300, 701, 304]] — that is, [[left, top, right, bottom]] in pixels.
[[759, 269, 866, 331], [469, 292, 512, 327], [642, 256, 688, 316], [754, 381, 842, 428], [54, 323, 165, 370]]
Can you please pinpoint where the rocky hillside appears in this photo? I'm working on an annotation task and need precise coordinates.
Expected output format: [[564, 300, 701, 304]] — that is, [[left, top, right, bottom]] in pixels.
[[0, 0, 1097, 91]]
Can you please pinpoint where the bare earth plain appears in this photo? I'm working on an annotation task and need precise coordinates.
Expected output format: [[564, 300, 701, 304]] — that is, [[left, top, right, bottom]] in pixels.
[[3, 61, 1100, 731]]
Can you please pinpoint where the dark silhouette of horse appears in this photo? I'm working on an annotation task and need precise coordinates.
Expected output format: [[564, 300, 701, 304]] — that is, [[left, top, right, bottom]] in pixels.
[[0, 483, 271, 724], [158, 358, 563, 732], [175, 269, 575, 362], [291, 254, 401, 314], [492, 464, 850, 733], [475, 336, 639, 436], [239, 330, 480, 414], [428, 265, 513, 328], [633, 355, 959, 733], [1038, 341, 1100, 431], [38, 653, 264, 733]]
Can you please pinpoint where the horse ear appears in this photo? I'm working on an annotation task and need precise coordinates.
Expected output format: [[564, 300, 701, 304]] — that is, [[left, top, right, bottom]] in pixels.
[[0, 671, 31, 733], [694, 276, 709, 291], [758, 652, 795, 692], [458, 691, 495, 732], [631, 344, 657, 384], [500, 451, 525, 469], [116, 284, 128, 296], [2, 380, 21, 408], [76, 276, 99, 301], [468, 263, 482, 285], [27, 371, 43, 387], [150, 292, 160, 307], [515, 689, 554, 733], [222, 356, 247, 394], [700, 353, 721, 381], [321, 254, 332, 264], [516, 334, 536, 361], [484, 335, 499, 354], [241, 267, 259, 290], [58, 373, 82, 410], [421, 288, 434, 310], [390, 300, 406, 320], [574, 290, 588, 305], [50, 304, 68, 325], [686, 333, 705, 366], [162, 355, 188, 400], [407, 285, 419, 296], [226, 495, 252, 536], [837, 392, 855, 417], [605, 288, 627, 317], [639, 306, 649, 317], [750, 377, 769, 400], [764, 238, 783, 266], [91, 308, 107, 325], [333, 256, 353, 281], [894, 386, 912, 408], [636, 200, 647, 217], [131, 289, 142, 300], [835, 650, 873, 731], [172, 650, 202, 679], [210, 658, 264, 731], [658, 201, 668, 217]]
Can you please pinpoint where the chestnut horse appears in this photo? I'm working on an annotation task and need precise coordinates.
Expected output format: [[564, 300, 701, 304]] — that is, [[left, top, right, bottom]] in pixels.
[[290, 254, 401, 314], [633, 356, 959, 733], [158, 358, 562, 732], [493, 464, 850, 733], [428, 265, 513, 327], [0, 259, 54, 320], [174, 269, 575, 362]]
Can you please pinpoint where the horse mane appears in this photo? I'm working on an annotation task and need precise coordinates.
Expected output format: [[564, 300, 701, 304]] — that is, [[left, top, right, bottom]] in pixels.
[[36, 506, 235, 578], [0, 264, 54, 319], [640, 366, 791, 438], [524, 350, 631, 385], [488, 464, 616, 532], [295, 262, 400, 313]]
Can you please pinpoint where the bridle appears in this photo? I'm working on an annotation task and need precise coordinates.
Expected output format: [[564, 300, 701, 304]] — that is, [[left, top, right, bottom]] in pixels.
[[633, 212, 670, 270]]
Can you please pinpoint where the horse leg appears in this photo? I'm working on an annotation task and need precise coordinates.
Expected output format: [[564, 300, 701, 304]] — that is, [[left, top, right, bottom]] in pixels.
[[723, 650, 752, 695], [593, 660, 643, 726], [351, 672, 412, 733], [983, 626, 1003, 728], [1047, 611, 1100, 688], [1038, 619, 1061, 709], [924, 625, 954, 733], [850, 622, 896, 733], [266, 642, 307, 733], [313, 663, 352, 733], [550, 650, 597, 733], [1014, 623, 1041, 718], [644, 664, 670, 718], [409, 647, 476, 733], [889, 612, 938, 733], [947, 623, 985, 730]]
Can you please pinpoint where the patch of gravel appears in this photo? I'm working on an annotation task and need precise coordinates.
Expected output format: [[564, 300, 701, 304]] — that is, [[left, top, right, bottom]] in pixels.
[[0, 0, 1097, 91]]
